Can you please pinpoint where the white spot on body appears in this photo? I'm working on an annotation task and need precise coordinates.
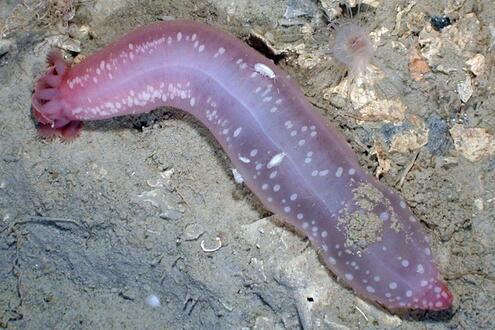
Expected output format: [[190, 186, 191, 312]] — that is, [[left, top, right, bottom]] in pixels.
[[239, 155, 250, 163], [335, 167, 343, 177], [190, 97, 196, 106], [214, 47, 226, 58], [233, 127, 242, 137], [267, 152, 286, 169], [380, 212, 389, 221], [254, 63, 275, 79], [177, 32, 182, 41]]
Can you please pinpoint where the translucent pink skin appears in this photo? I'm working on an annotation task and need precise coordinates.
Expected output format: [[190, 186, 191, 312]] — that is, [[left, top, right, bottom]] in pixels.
[[32, 21, 453, 311]]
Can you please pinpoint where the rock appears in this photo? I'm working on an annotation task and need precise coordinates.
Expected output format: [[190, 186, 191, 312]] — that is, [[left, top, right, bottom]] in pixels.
[[457, 75, 473, 103], [253, 316, 283, 330], [466, 53, 486, 76], [389, 116, 429, 153], [182, 223, 205, 241], [449, 124, 495, 162], [426, 114, 453, 155], [371, 142, 391, 177], [451, 13, 481, 52], [0, 39, 13, 57], [430, 16, 451, 32], [34, 35, 81, 56], [356, 97, 406, 124], [319, 0, 342, 22], [419, 13, 481, 74], [350, 73, 407, 123], [138, 170, 185, 221], [408, 42, 430, 81], [490, 24, 495, 49], [319, 0, 379, 22]]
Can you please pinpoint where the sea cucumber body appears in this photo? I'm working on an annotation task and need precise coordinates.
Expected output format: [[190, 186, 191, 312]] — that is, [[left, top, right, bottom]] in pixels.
[[33, 21, 452, 311]]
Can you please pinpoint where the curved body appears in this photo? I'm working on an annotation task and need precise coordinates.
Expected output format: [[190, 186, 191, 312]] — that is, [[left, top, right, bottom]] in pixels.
[[32, 20, 452, 311]]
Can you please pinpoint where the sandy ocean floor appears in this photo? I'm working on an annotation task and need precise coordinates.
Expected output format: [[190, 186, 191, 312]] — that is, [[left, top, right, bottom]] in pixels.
[[0, 0, 494, 329]]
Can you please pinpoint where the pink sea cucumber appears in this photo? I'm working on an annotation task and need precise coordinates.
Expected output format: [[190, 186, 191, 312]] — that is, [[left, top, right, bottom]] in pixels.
[[31, 20, 453, 311]]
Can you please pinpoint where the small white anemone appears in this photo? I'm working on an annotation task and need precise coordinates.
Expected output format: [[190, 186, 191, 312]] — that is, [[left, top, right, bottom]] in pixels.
[[332, 23, 374, 75]]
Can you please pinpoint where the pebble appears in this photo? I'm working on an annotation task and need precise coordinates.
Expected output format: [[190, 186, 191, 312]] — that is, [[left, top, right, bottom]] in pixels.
[[145, 294, 161, 307], [457, 76, 473, 103]]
